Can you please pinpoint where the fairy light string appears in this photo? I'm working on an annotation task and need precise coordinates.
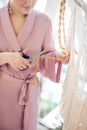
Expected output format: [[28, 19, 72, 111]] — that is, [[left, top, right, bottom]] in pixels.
[[31, 53, 69, 87], [31, 0, 79, 87], [31, 0, 69, 87], [58, 0, 66, 50]]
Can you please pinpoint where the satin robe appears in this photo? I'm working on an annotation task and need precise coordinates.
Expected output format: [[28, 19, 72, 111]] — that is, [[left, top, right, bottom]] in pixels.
[[0, 5, 62, 130]]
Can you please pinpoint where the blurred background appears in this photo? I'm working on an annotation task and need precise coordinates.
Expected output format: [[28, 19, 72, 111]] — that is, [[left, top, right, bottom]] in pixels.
[[0, 0, 83, 130]]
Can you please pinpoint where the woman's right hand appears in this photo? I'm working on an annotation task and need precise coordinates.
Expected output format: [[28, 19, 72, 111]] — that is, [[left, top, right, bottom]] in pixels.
[[4, 52, 30, 71]]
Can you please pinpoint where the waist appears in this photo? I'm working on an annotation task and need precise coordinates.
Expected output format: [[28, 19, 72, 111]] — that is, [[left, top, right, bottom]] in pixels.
[[0, 70, 35, 82], [0, 70, 38, 106], [0, 63, 37, 80]]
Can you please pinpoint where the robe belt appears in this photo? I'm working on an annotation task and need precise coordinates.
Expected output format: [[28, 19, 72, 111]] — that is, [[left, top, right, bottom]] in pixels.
[[0, 70, 36, 106], [18, 78, 33, 106]]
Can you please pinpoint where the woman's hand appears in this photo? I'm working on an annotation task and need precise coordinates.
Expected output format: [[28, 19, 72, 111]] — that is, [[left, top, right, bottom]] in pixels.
[[62, 54, 70, 64], [3, 52, 30, 71], [55, 50, 70, 64]]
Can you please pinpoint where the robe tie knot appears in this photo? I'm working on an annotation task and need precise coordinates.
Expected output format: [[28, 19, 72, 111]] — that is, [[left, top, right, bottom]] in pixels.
[[18, 78, 32, 105]]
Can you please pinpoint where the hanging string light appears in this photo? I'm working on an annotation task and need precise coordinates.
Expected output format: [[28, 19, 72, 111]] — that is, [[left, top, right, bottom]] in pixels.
[[58, 0, 66, 50]]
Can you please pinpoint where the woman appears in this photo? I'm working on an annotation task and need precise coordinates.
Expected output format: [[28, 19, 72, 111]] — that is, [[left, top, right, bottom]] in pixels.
[[0, 0, 69, 130]]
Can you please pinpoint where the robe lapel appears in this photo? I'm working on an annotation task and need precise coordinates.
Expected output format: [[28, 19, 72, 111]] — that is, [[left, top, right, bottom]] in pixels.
[[0, 6, 20, 51], [0, 6, 36, 52], [17, 10, 36, 45]]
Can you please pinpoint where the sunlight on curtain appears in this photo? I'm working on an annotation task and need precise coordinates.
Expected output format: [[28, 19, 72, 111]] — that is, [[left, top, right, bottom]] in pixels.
[[34, 0, 47, 12], [0, 0, 8, 7]]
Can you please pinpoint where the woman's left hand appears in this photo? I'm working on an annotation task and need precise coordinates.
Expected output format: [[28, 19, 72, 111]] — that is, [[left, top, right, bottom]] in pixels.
[[62, 53, 70, 64], [55, 50, 70, 64]]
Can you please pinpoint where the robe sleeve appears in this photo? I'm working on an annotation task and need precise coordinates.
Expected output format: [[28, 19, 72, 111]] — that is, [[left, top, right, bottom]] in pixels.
[[39, 19, 62, 82]]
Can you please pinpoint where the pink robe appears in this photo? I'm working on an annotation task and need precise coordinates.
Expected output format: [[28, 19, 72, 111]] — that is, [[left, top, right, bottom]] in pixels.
[[0, 5, 62, 130]]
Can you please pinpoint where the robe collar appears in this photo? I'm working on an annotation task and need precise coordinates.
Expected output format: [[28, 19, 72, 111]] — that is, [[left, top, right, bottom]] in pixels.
[[0, 5, 36, 52]]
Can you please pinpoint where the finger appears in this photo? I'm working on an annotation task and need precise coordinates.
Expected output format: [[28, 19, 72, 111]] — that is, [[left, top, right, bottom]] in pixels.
[[61, 51, 66, 55], [14, 55, 30, 67], [64, 54, 70, 59], [61, 51, 70, 56], [19, 65, 27, 70], [16, 66, 24, 71], [15, 68, 20, 71], [20, 57, 30, 67], [17, 62, 29, 70], [19, 51, 23, 56], [13, 61, 25, 70], [23, 60, 30, 67], [19, 63, 28, 69], [62, 56, 70, 64], [15, 62, 29, 71], [11, 65, 20, 71], [56, 51, 66, 58]]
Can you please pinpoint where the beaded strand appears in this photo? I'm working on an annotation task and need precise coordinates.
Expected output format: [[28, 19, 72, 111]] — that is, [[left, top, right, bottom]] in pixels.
[[58, 0, 66, 50]]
